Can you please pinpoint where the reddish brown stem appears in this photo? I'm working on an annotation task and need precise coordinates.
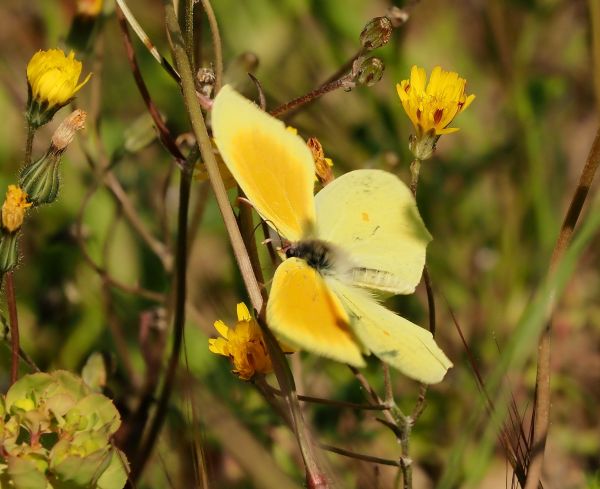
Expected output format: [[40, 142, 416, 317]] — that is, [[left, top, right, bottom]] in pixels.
[[6, 272, 20, 386], [269, 78, 346, 118]]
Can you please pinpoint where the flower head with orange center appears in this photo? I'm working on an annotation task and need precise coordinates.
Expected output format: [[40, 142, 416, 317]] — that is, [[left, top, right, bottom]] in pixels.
[[397, 65, 474, 159], [209, 303, 273, 380], [1, 186, 32, 233], [26, 49, 91, 127]]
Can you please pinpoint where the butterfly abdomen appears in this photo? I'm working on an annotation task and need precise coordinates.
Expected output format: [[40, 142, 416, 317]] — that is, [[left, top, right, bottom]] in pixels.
[[351, 267, 407, 293]]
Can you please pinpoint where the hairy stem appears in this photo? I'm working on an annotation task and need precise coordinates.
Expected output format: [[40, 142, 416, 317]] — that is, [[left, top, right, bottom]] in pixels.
[[24, 123, 35, 167]]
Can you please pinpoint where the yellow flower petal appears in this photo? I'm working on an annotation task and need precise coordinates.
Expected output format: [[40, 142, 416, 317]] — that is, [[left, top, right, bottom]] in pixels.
[[209, 302, 289, 380], [27, 49, 91, 109], [208, 337, 229, 356], [397, 65, 474, 138], [236, 302, 251, 322], [213, 320, 229, 339]]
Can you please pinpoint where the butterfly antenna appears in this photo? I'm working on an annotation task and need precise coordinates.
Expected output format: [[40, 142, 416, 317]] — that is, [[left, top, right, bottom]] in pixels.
[[248, 73, 267, 110]]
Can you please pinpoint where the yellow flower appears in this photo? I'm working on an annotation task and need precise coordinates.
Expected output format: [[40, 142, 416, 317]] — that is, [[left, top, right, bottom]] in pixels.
[[77, 0, 103, 17], [209, 303, 273, 380], [1, 186, 32, 233], [26, 49, 91, 127], [286, 127, 334, 184], [307, 137, 334, 185], [397, 65, 475, 139]]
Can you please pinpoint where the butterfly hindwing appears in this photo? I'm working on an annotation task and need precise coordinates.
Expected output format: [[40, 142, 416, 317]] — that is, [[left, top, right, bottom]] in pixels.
[[315, 169, 432, 295], [328, 279, 452, 384]]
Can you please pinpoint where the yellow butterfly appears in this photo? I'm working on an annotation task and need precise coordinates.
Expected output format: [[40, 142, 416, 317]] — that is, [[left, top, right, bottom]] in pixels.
[[211, 85, 452, 383]]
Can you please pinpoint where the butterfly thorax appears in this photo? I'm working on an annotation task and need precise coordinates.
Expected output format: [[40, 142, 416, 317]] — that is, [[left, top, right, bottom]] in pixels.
[[286, 239, 347, 275]]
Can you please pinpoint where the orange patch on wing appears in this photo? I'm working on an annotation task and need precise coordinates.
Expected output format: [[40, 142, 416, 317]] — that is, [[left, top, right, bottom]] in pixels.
[[267, 258, 364, 367]]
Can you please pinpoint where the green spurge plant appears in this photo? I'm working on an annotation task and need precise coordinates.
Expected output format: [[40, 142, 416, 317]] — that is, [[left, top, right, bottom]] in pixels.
[[0, 371, 128, 489]]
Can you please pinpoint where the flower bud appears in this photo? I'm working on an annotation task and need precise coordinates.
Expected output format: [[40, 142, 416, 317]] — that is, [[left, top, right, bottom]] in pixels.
[[0, 232, 19, 273], [51, 109, 87, 151], [408, 132, 439, 161], [360, 17, 393, 51], [355, 57, 385, 87], [196, 67, 216, 98], [387, 7, 409, 28], [20, 110, 86, 206]]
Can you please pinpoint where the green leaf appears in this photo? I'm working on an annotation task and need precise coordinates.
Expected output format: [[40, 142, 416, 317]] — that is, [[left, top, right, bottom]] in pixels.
[[6, 457, 48, 489], [81, 353, 108, 392], [5, 374, 53, 412], [50, 371, 89, 401], [49, 447, 110, 488], [95, 450, 129, 489], [73, 395, 120, 435]]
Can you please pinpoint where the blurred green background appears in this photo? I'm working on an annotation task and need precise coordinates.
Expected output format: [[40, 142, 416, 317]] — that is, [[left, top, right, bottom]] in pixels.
[[0, 0, 599, 488]]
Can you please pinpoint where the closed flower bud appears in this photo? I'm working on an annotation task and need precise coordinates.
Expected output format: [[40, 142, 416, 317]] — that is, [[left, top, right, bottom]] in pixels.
[[360, 16, 393, 51], [20, 110, 86, 206], [355, 57, 385, 87], [0, 232, 19, 273], [26, 49, 91, 128]]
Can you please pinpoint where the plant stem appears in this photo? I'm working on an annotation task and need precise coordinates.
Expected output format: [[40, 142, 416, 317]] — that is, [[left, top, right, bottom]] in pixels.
[[164, 4, 329, 486], [525, 127, 600, 489], [165, 6, 262, 309], [320, 444, 400, 467], [591, 0, 600, 111], [131, 161, 193, 482], [270, 78, 347, 118], [7, 122, 35, 387], [200, 0, 223, 93], [409, 159, 421, 196], [184, 0, 194, 65], [6, 271, 20, 386], [24, 123, 35, 166], [399, 415, 413, 489]]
